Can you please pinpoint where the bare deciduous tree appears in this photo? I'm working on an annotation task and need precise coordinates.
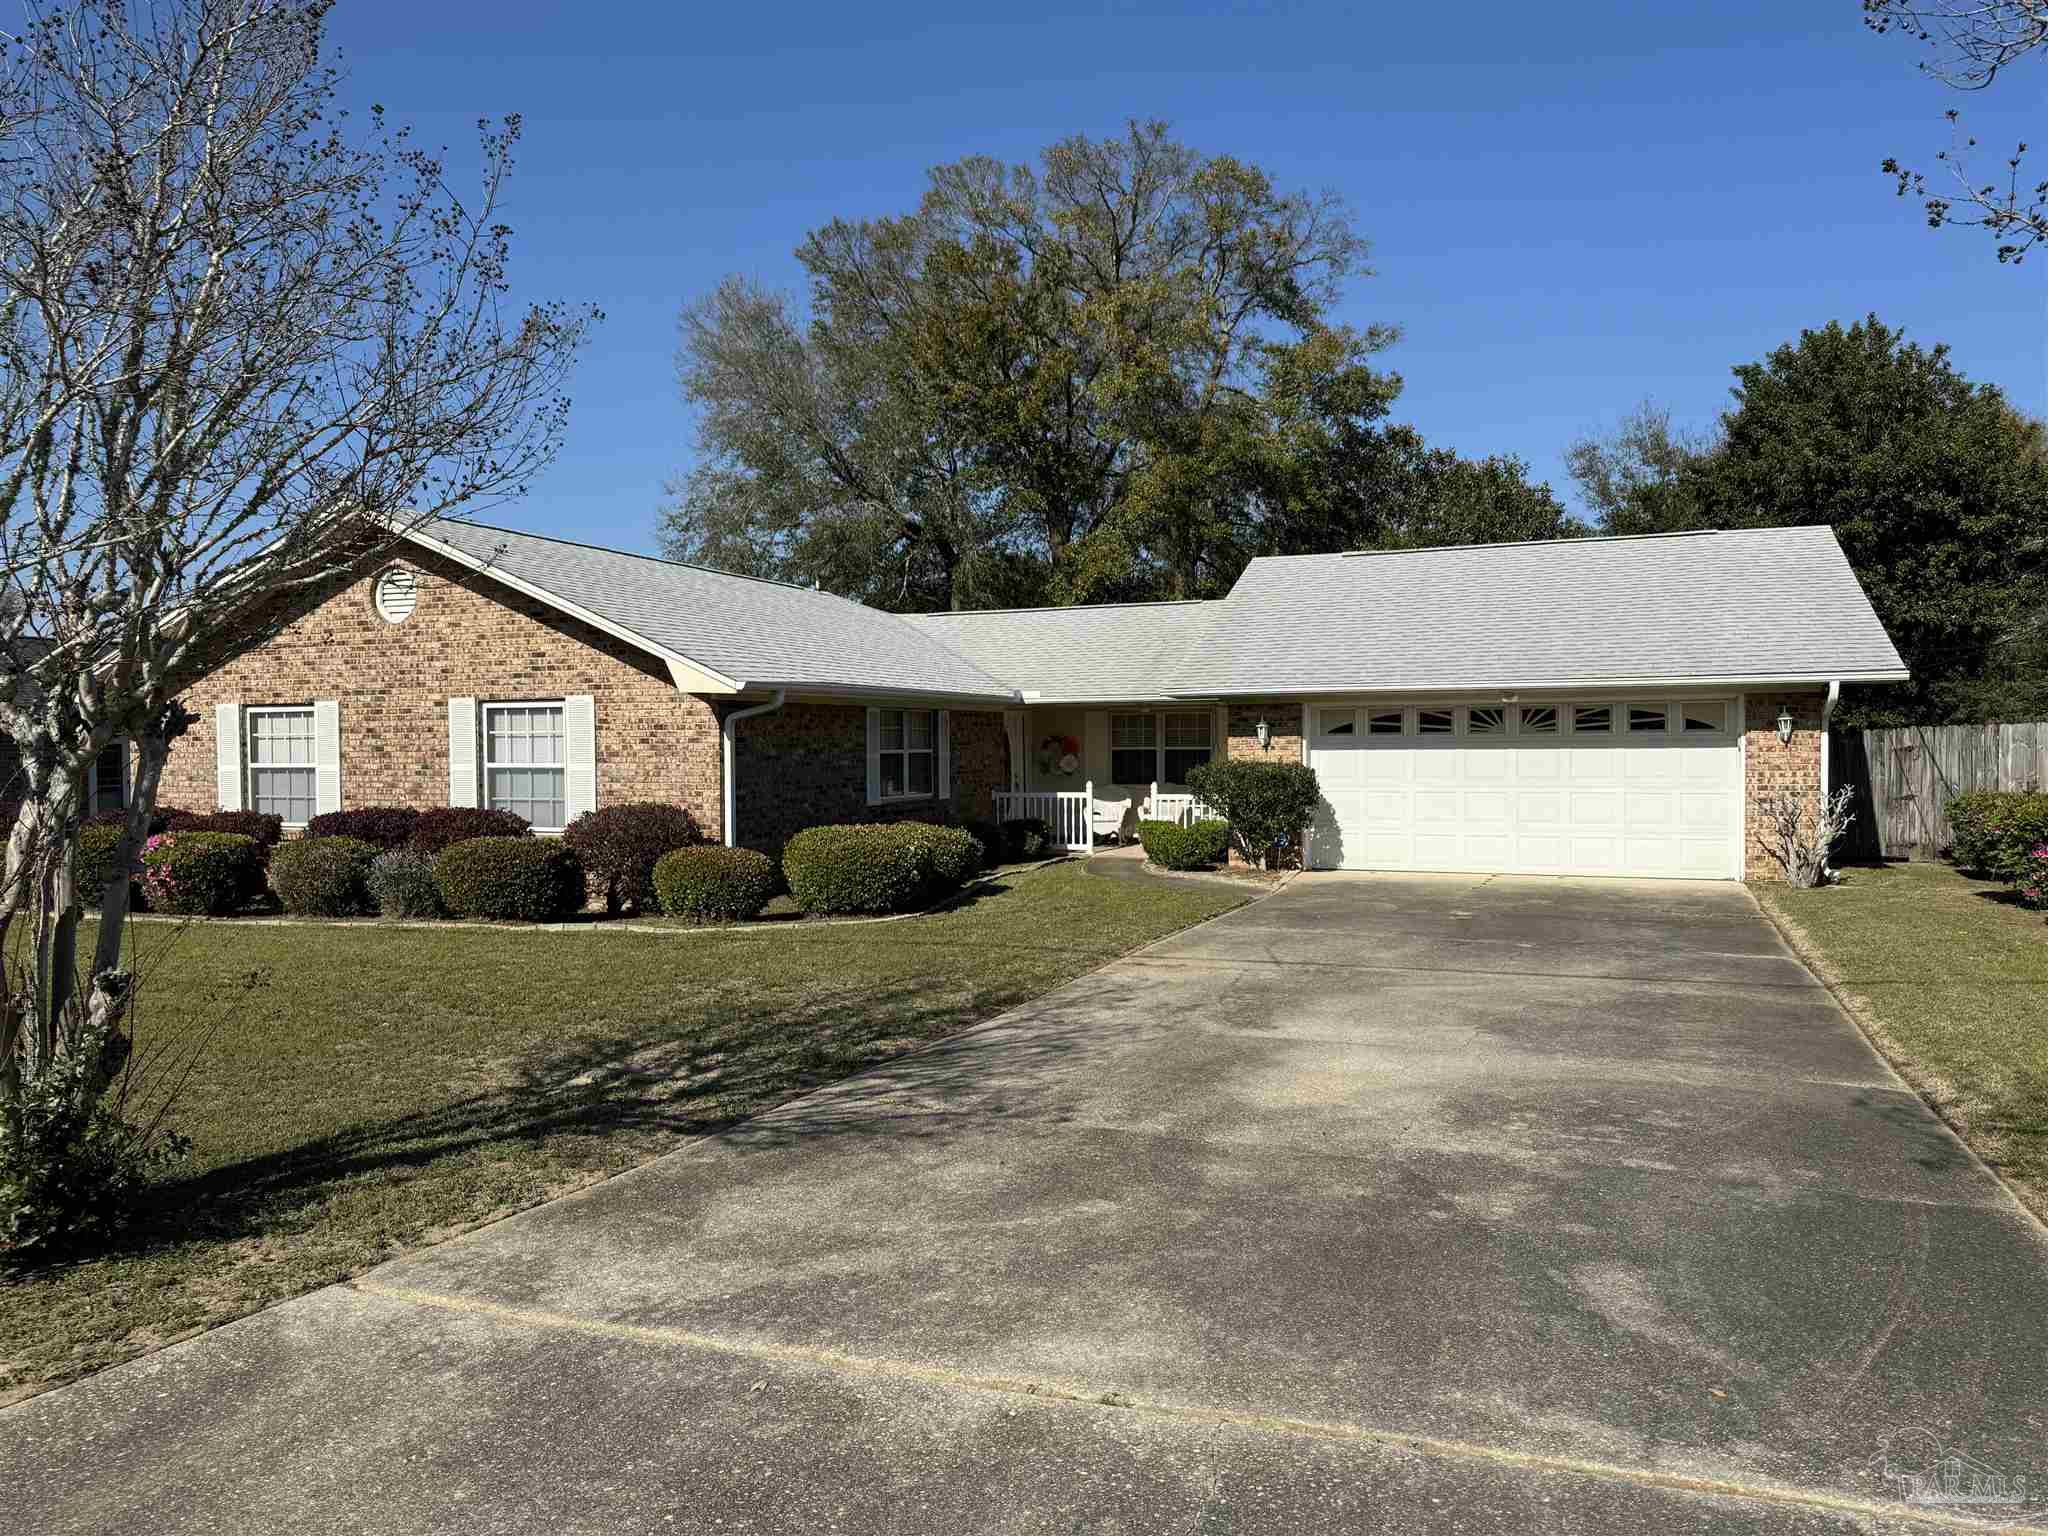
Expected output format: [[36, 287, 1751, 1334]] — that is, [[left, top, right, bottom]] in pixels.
[[0, 0, 592, 1233], [1866, 1, 2048, 260], [1756, 787, 1858, 889]]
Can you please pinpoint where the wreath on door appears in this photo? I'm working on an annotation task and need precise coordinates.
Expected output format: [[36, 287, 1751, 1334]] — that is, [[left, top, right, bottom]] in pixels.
[[1036, 734, 1082, 777]]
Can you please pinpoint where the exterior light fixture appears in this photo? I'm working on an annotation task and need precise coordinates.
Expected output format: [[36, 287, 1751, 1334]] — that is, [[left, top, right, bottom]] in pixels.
[[1255, 717, 1271, 751], [1776, 708, 1795, 745]]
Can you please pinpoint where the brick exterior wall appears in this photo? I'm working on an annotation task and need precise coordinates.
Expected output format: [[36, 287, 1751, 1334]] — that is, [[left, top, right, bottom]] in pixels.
[[161, 549, 726, 840], [1224, 700, 1305, 764], [1742, 688, 1826, 882], [730, 701, 1010, 860]]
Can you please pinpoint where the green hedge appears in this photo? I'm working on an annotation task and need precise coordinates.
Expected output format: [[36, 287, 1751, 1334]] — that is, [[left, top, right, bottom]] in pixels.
[[1184, 759, 1321, 869], [782, 821, 982, 915], [139, 831, 265, 916], [1947, 790, 2048, 881], [269, 836, 379, 917], [1137, 818, 1230, 871], [433, 837, 587, 921], [652, 846, 778, 923], [367, 850, 445, 918]]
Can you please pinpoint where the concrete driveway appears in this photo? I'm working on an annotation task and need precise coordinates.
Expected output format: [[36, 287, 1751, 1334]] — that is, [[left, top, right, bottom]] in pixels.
[[8, 873, 2048, 1534]]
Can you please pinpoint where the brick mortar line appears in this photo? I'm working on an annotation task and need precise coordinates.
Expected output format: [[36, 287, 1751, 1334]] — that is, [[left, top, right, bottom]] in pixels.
[[348, 1278, 2047, 1535]]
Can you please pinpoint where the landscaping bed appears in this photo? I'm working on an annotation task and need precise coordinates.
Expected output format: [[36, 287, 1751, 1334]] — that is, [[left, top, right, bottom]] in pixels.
[[0, 861, 1243, 1402], [1756, 859, 2048, 1222]]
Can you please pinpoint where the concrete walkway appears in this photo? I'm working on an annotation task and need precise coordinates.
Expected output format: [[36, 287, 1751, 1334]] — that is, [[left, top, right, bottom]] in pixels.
[[7, 873, 2047, 1533]]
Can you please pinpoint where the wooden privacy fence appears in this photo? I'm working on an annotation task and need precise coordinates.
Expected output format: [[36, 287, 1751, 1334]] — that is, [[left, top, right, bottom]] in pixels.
[[1832, 721, 2048, 861]]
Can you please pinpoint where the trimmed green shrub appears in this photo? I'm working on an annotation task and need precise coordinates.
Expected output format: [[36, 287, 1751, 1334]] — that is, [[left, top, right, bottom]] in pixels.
[[997, 817, 1054, 861], [433, 837, 586, 921], [1184, 759, 1322, 869], [781, 824, 929, 915], [898, 822, 985, 887], [1947, 790, 2048, 880], [564, 802, 702, 915], [138, 831, 264, 916], [1137, 818, 1230, 871], [407, 806, 531, 856], [366, 850, 445, 918], [653, 846, 777, 923], [163, 809, 284, 849], [269, 836, 378, 917], [304, 806, 420, 850]]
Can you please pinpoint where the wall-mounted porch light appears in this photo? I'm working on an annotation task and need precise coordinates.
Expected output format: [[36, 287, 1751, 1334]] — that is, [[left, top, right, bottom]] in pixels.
[[1776, 708, 1795, 745], [1255, 717, 1271, 751]]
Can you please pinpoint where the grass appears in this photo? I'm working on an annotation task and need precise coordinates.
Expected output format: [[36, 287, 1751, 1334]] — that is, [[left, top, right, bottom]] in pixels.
[[1757, 860, 2048, 1220], [0, 862, 1244, 1402]]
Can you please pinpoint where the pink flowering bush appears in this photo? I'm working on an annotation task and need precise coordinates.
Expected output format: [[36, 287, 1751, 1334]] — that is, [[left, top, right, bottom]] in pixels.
[[2015, 845, 2048, 911], [139, 831, 264, 916]]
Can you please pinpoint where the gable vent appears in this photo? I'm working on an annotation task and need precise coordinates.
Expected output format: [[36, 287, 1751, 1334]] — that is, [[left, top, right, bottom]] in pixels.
[[373, 566, 417, 624]]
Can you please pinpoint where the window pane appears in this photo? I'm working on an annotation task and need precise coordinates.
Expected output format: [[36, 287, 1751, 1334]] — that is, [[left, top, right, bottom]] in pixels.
[[1573, 704, 1612, 734], [1629, 705, 1667, 734], [1518, 705, 1558, 734], [248, 708, 314, 767], [1162, 748, 1211, 782], [1111, 714, 1156, 749], [878, 710, 905, 752], [1417, 709, 1455, 735], [1163, 712, 1211, 749], [907, 750, 934, 794], [485, 704, 564, 771], [93, 744, 124, 813], [1681, 701, 1728, 733], [880, 751, 905, 799], [1466, 706, 1507, 735], [905, 711, 934, 751], [488, 765, 565, 830], [1367, 710, 1405, 735], [1110, 749, 1154, 784], [1320, 709, 1355, 736], [251, 765, 316, 823]]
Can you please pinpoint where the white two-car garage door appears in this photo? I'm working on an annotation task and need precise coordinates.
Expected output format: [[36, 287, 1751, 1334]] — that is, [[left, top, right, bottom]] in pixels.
[[1303, 698, 1743, 879]]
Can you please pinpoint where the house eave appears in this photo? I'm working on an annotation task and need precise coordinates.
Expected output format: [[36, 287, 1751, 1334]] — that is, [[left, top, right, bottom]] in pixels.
[[1169, 669, 1911, 698]]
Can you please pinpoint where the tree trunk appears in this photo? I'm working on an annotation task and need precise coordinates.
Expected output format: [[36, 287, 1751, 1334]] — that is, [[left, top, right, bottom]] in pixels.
[[90, 725, 172, 986]]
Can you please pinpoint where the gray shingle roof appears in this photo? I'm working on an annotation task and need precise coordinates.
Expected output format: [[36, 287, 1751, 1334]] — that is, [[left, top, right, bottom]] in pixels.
[[1166, 526, 1908, 696], [414, 519, 1016, 700], [901, 601, 1220, 702]]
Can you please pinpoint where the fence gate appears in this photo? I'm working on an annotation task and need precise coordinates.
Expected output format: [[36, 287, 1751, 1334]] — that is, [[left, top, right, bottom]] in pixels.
[[1834, 721, 2048, 860]]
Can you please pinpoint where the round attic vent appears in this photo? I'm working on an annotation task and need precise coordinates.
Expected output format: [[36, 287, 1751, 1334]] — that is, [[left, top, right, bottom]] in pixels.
[[373, 566, 417, 624]]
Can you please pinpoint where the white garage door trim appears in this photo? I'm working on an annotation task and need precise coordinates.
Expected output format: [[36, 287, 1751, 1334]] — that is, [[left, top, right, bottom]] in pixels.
[[1302, 696, 1744, 880]]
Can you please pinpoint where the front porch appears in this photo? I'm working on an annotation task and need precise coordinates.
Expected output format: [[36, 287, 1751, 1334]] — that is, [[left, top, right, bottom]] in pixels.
[[990, 782, 1218, 855]]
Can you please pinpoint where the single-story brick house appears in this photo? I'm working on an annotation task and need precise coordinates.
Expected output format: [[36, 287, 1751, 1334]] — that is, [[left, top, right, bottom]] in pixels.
[[147, 517, 1905, 880]]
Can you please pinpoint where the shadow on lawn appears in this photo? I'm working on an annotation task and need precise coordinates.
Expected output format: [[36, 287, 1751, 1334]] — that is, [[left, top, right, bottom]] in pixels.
[[43, 956, 1162, 1269]]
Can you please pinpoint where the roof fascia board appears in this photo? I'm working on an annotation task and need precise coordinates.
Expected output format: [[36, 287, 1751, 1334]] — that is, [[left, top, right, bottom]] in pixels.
[[1171, 670, 1910, 697], [398, 524, 743, 693]]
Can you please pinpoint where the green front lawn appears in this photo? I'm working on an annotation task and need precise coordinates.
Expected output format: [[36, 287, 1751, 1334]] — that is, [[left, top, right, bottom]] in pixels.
[[1, 863, 1244, 1401], [1758, 861, 2048, 1219]]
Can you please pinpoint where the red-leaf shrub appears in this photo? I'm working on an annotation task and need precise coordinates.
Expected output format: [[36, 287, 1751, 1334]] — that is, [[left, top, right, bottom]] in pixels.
[[563, 802, 702, 915], [304, 806, 420, 851], [162, 809, 285, 849], [406, 807, 531, 856]]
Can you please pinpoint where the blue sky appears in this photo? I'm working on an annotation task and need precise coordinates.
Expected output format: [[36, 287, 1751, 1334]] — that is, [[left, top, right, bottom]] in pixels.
[[324, 0, 2046, 553]]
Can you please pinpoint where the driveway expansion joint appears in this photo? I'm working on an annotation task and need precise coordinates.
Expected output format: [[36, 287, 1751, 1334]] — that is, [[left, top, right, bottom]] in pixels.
[[349, 1278, 2048, 1535]]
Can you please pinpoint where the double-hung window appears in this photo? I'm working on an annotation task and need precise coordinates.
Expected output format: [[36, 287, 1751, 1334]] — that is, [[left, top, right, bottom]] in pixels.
[[1161, 712, 1214, 783], [485, 703, 567, 831], [247, 708, 317, 826], [876, 708, 936, 800], [1109, 714, 1156, 785]]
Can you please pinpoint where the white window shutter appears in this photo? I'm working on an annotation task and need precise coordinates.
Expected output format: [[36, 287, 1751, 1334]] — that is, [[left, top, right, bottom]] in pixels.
[[448, 697, 478, 808], [865, 707, 882, 806], [936, 710, 952, 800], [313, 700, 342, 817], [565, 694, 597, 822], [214, 702, 243, 811]]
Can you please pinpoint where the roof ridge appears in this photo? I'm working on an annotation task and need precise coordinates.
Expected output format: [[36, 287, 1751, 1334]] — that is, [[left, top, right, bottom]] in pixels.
[[431, 517, 852, 600], [1334, 529, 1743, 560], [906, 598, 1221, 617]]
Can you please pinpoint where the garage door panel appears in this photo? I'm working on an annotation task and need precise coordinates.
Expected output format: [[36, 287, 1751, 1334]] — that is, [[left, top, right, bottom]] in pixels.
[[1306, 697, 1741, 880]]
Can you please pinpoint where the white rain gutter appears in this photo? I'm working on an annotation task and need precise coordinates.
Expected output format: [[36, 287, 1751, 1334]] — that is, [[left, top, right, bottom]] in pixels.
[[721, 690, 786, 848], [1820, 679, 1840, 796]]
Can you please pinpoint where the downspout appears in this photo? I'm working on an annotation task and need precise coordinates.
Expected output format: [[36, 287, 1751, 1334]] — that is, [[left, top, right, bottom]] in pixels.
[[721, 690, 786, 849], [1820, 679, 1840, 797]]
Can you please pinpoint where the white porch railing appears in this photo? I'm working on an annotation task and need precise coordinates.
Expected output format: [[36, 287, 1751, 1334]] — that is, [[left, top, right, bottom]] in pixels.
[[1143, 786, 1220, 827], [992, 786, 1093, 853]]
